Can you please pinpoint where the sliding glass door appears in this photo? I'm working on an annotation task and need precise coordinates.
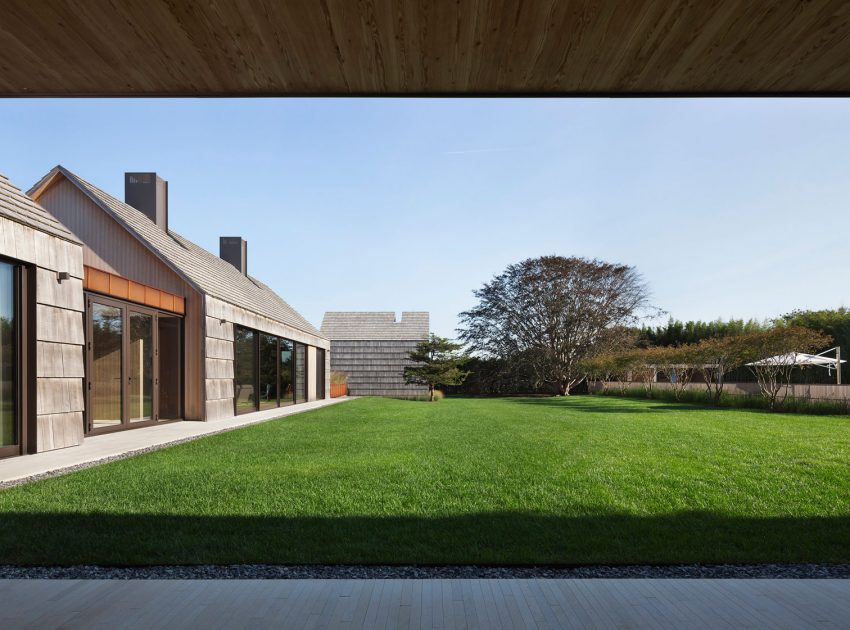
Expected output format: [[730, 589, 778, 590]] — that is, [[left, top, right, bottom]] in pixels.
[[158, 315, 182, 420], [129, 311, 153, 422], [86, 294, 183, 432], [90, 302, 123, 429], [234, 328, 312, 413]]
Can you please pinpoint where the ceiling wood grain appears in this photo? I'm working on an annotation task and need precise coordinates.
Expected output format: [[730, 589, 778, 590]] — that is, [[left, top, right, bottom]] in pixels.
[[1, 1, 849, 96]]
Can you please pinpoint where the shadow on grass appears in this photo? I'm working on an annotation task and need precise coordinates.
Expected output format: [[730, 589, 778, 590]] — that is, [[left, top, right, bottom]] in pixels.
[[0, 510, 847, 566]]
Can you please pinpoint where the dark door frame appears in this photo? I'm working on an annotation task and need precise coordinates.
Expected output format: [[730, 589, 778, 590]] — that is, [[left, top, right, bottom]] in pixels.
[[84, 292, 182, 435], [0, 261, 31, 459]]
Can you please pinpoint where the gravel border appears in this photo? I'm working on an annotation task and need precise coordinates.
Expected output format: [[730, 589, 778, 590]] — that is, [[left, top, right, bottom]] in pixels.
[[1, 564, 848, 579]]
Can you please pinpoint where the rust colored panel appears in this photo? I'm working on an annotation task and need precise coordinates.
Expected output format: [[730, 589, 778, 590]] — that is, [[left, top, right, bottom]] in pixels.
[[87, 267, 110, 293], [144, 286, 160, 307], [109, 275, 129, 299], [172, 296, 185, 315], [128, 281, 146, 304], [159, 292, 174, 312]]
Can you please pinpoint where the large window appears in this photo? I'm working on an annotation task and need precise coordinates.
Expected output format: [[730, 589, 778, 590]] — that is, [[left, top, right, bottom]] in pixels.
[[0, 261, 16, 455], [259, 333, 279, 411], [280, 339, 294, 406], [234, 326, 257, 415], [295, 342, 307, 403], [235, 326, 311, 412]]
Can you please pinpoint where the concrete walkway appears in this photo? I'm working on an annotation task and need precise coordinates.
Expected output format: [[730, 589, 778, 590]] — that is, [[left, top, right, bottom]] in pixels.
[[0, 396, 353, 487], [1, 578, 848, 628]]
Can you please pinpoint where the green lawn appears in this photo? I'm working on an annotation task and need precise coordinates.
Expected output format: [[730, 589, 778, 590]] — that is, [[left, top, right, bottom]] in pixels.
[[1, 396, 849, 566]]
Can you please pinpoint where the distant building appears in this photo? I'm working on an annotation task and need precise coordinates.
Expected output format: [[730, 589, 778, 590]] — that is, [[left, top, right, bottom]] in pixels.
[[321, 312, 429, 398]]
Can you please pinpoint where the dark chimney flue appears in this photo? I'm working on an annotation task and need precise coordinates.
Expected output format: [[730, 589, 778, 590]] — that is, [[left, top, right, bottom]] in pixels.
[[220, 237, 247, 275], [125, 172, 168, 230]]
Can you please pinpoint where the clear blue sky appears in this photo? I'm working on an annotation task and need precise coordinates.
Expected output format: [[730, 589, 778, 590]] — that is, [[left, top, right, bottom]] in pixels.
[[1, 98, 847, 337]]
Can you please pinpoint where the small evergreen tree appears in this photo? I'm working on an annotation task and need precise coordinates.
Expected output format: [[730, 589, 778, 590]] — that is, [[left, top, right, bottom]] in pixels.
[[404, 335, 469, 401]]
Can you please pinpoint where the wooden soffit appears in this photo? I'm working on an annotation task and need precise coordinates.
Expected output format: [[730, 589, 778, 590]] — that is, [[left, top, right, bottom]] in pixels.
[[1, 1, 849, 97], [85, 266, 185, 315]]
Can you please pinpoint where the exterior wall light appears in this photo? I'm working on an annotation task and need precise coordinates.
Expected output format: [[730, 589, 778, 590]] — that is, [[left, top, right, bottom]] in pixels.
[[57, 271, 70, 283]]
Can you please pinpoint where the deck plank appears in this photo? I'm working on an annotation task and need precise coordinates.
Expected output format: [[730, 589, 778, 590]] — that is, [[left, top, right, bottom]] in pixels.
[[1, 578, 848, 629]]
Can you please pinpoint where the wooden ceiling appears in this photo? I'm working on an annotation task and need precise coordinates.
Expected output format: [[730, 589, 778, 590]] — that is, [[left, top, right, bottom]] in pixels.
[[2, 1, 850, 97]]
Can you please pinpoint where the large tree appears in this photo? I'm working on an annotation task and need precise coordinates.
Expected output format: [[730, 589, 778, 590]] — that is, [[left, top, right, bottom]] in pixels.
[[458, 256, 650, 395], [404, 335, 469, 401]]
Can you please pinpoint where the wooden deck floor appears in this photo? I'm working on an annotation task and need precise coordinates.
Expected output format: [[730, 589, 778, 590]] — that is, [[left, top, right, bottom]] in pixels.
[[1, 578, 848, 629]]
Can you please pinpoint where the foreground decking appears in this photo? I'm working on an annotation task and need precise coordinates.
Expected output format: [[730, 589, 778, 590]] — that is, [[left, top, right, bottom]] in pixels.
[[1, 578, 848, 629]]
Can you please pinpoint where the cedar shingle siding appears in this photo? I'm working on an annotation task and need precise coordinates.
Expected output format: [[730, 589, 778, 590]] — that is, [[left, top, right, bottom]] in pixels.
[[0, 173, 85, 452], [321, 312, 429, 398]]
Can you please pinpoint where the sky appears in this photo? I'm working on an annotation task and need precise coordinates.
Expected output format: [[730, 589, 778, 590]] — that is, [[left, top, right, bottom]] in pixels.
[[0, 98, 848, 337]]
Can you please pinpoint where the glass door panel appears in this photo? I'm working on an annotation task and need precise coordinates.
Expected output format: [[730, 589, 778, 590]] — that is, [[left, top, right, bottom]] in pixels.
[[129, 311, 153, 422], [234, 327, 256, 414], [279, 339, 294, 406], [91, 302, 123, 428], [158, 315, 182, 420], [0, 262, 16, 449], [259, 334, 278, 410], [295, 342, 307, 403]]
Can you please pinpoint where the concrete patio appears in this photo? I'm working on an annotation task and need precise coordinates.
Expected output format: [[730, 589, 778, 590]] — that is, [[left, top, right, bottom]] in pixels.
[[1, 578, 848, 628], [0, 396, 352, 487]]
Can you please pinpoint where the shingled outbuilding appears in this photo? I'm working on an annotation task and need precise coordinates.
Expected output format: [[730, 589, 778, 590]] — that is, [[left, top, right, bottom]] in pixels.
[[321, 312, 429, 398]]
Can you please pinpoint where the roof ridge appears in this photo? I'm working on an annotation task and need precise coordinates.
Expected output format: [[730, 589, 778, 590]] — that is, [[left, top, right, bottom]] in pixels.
[[35, 166, 324, 339]]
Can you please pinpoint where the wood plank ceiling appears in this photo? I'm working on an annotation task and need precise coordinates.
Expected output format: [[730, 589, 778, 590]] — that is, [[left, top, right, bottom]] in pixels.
[[1, 1, 849, 96]]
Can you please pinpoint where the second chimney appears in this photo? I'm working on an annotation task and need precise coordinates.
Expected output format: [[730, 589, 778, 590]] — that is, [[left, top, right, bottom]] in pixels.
[[220, 237, 247, 275], [125, 172, 168, 230]]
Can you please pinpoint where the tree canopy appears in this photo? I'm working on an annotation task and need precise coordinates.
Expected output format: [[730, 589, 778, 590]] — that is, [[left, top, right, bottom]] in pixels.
[[404, 335, 469, 401], [458, 256, 650, 395]]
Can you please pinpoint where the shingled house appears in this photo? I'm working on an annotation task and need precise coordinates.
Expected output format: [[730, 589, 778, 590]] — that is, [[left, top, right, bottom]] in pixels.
[[0, 173, 85, 457], [28, 166, 330, 440], [321, 312, 429, 398]]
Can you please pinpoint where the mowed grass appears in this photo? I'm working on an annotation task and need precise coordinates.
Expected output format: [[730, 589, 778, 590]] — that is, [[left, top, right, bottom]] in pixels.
[[1, 396, 849, 566]]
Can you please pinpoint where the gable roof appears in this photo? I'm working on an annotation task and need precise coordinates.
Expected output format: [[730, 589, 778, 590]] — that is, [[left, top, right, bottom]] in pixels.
[[30, 166, 323, 339], [321, 312, 429, 341], [0, 172, 80, 244]]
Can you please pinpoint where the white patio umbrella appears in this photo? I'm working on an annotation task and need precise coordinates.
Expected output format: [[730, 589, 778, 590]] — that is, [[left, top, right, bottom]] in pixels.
[[746, 347, 846, 382]]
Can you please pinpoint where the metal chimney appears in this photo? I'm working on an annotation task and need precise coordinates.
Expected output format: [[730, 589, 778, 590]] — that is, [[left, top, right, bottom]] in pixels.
[[220, 237, 247, 275], [125, 172, 168, 230]]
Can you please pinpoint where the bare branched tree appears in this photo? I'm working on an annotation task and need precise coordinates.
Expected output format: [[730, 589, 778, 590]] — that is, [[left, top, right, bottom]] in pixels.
[[458, 256, 650, 395]]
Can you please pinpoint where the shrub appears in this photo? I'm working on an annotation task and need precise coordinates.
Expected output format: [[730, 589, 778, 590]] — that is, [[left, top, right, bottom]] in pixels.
[[330, 371, 348, 385]]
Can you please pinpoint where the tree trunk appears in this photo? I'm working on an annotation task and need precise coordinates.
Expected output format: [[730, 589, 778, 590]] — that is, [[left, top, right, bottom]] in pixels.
[[429, 384, 435, 402]]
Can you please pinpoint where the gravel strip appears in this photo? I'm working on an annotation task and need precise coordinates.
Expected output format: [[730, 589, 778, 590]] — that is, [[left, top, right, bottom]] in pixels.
[[0, 564, 848, 579]]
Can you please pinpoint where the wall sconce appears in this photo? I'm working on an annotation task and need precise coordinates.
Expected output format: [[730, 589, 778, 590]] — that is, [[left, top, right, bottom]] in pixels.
[[220, 318, 227, 325], [57, 271, 70, 283]]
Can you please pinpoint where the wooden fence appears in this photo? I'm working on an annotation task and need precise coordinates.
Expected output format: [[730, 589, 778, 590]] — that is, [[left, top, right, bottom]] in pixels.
[[593, 381, 850, 402], [330, 383, 348, 398]]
